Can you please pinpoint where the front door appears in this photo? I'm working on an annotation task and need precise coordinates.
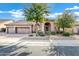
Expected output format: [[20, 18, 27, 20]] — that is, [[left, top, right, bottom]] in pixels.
[[44, 22, 51, 33]]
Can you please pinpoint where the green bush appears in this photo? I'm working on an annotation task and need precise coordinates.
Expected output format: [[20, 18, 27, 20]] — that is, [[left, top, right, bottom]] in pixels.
[[45, 31, 56, 35], [29, 34, 33, 36], [45, 31, 51, 35], [70, 32, 74, 35], [51, 32, 56, 35], [37, 31, 45, 36], [63, 32, 71, 36], [56, 31, 63, 34]]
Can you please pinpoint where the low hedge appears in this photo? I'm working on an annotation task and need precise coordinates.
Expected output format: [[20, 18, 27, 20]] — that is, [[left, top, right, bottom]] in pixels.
[[51, 32, 56, 35], [45, 31, 57, 35], [45, 31, 51, 35], [37, 31, 45, 36], [63, 32, 71, 36], [29, 34, 33, 36]]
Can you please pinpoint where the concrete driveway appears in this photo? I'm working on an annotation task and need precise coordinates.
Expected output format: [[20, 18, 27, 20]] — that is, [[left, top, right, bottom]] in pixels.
[[0, 33, 79, 56]]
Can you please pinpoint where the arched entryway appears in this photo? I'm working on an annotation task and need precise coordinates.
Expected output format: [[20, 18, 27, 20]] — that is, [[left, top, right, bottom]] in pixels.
[[44, 22, 51, 32]]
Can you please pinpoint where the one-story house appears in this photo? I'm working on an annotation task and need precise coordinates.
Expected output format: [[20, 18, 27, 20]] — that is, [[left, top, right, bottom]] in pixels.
[[5, 20, 56, 34], [5, 20, 79, 34]]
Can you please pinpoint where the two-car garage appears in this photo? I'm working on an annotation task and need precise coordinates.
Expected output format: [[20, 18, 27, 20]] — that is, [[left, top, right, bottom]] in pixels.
[[7, 26, 32, 34], [5, 22, 32, 34], [16, 27, 31, 34]]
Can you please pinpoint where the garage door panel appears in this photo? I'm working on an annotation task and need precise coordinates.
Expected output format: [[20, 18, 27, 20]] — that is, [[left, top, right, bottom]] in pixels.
[[7, 27, 15, 34], [17, 27, 31, 34]]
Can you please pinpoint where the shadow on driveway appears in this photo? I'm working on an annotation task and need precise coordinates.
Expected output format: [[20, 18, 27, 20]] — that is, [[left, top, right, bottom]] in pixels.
[[52, 46, 79, 56]]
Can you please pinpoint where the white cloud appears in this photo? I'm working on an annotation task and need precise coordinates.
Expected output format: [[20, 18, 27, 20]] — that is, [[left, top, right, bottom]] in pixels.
[[54, 13, 62, 16], [0, 11, 3, 13], [69, 12, 79, 21], [0, 11, 10, 13], [0, 9, 24, 20], [45, 12, 79, 21], [74, 12, 79, 16], [9, 9, 24, 19], [65, 6, 79, 10], [45, 12, 62, 19]]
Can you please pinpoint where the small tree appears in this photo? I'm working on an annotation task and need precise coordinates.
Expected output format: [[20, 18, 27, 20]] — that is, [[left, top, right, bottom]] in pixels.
[[55, 10, 75, 33], [55, 15, 61, 33]]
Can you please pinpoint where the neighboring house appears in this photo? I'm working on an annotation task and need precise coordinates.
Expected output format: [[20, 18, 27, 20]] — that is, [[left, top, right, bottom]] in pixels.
[[0, 20, 13, 32], [5, 20, 56, 34], [73, 21, 79, 34]]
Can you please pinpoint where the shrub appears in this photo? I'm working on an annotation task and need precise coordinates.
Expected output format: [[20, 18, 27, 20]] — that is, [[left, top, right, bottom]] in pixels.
[[45, 31, 56, 35], [51, 32, 56, 35], [29, 34, 33, 36], [56, 31, 63, 34], [63, 32, 71, 36], [37, 31, 45, 36], [70, 32, 74, 35], [45, 31, 51, 35]]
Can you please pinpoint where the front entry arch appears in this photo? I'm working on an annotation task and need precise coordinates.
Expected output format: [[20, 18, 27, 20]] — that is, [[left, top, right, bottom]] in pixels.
[[44, 22, 51, 32]]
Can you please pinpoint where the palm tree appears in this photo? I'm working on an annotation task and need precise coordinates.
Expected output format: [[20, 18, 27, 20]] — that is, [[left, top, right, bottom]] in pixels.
[[24, 3, 49, 35]]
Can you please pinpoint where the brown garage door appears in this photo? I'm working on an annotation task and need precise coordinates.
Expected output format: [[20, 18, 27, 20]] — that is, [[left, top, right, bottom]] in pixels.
[[17, 27, 31, 34]]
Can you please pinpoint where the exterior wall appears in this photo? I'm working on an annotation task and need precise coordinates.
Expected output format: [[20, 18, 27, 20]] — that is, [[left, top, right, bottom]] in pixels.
[[40, 23, 44, 32], [73, 26, 79, 33], [50, 22, 56, 32], [65, 28, 73, 33]]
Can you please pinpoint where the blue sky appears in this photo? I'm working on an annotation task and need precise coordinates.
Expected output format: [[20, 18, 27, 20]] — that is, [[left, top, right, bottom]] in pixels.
[[0, 3, 79, 20], [49, 3, 79, 13]]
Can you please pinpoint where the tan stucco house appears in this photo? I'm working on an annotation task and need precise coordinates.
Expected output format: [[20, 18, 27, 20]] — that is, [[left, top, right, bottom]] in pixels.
[[5, 20, 56, 34], [4, 20, 79, 34]]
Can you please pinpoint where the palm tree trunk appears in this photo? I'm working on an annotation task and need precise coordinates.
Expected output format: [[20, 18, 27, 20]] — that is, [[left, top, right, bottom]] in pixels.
[[36, 21, 38, 36], [35, 21, 39, 36]]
